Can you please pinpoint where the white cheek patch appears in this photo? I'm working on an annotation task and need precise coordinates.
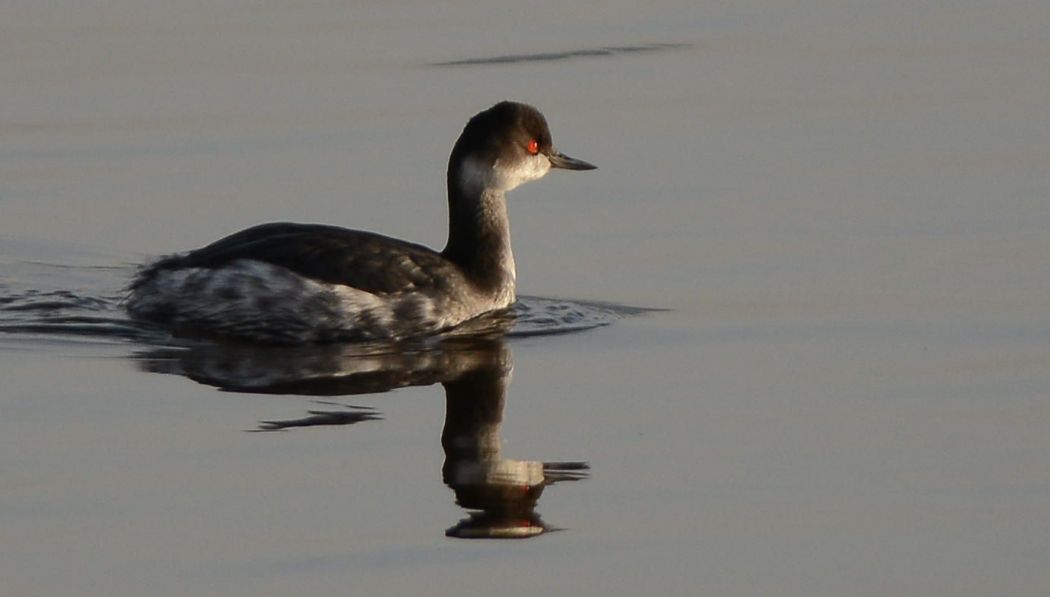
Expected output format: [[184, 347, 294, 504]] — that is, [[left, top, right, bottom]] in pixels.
[[459, 154, 551, 193], [458, 158, 496, 195], [495, 154, 551, 191]]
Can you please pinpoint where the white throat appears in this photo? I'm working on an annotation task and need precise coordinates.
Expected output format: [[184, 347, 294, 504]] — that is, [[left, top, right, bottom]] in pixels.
[[458, 154, 551, 194]]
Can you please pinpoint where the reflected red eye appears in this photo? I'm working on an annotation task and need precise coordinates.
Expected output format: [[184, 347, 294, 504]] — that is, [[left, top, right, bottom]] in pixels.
[[526, 139, 539, 154]]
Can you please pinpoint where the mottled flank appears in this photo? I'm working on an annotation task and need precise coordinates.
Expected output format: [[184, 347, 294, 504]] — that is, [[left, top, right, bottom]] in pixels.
[[126, 260, 479, 343]]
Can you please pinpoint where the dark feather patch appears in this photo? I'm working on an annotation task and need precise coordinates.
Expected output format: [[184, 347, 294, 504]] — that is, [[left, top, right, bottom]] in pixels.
[[141, 223, 463, 295]]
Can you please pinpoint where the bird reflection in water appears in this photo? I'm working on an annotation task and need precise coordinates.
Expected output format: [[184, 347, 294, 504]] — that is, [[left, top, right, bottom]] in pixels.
[[440, 357, 589, 538], [135, 328, 589, 539]]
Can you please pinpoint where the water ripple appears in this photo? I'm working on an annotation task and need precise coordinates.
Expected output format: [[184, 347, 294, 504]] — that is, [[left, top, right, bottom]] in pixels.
[[430, 43, 690, 67], [0, 262, 653, 346]]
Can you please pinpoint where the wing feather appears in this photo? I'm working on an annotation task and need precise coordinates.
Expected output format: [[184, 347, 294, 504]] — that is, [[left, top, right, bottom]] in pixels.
[[141, 223, 459, 295]]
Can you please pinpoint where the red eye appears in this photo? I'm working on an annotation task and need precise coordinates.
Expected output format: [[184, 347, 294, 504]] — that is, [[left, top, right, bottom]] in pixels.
[[526, 139, 539, 154]]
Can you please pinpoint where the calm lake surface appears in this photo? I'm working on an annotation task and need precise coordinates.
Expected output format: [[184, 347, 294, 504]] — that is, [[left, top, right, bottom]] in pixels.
[[2, 2, 1049, 595]]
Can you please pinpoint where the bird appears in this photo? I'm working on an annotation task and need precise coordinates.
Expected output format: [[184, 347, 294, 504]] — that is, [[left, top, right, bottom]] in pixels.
[[126, 101, 596, 343]]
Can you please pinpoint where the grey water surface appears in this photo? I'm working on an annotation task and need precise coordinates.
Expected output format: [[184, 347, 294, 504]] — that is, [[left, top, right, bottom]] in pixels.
[[3, 2, 1050, 596]]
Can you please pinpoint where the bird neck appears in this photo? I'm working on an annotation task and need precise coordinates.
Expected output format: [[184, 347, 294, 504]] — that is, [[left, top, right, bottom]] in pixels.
[[441, 172, 516, 301]]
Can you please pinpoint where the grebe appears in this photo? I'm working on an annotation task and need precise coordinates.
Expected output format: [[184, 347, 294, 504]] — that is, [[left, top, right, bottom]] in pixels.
[[126, 101, 596, 343]]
